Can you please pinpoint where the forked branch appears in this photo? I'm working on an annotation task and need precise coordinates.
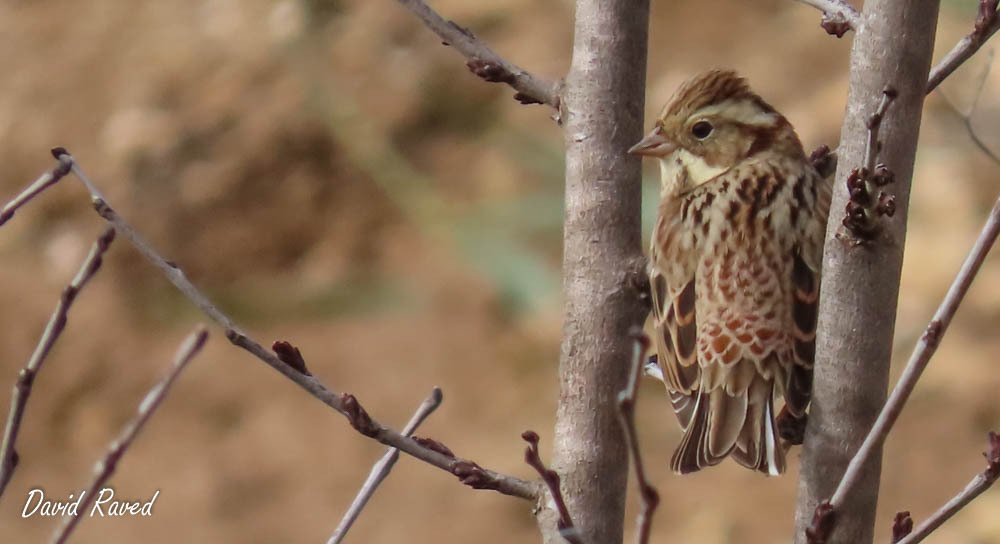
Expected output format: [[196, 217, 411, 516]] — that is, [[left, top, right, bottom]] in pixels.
[[798, 0, 1000, 97], [803, 1, 1000, 185], [927, 0, 1000, 93], [393, 0, 561, 110], [894, 431, 1000, 544], [11, 149, 538, 502], [809, 191, 1000, 540]]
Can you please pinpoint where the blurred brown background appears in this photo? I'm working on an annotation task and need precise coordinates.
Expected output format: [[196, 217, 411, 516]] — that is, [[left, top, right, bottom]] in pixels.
[[1, 1, 998, 542]]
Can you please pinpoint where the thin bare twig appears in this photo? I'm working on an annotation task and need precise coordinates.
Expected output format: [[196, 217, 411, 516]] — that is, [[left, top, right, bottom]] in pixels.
[[927, 0, 1000, 94], [895, 432, 1000, 544], [0, 153, 73, 227], [807, 1, 1000, 180], [862, 89, 896, 173], [937, 94, 1000, 166], [827, 193, 1000, 510], [44, 149, 537, 501], [393, 0, 561, 111], [793, 0, 861, 37], [936, 51, 1000, 166], [617, 332, 659, 544], [51, 326, 209, 544], [522, 431, 583, 544], [328, 387, 443, 544], [842, 86, 898, 241], [0, 227, 116, 499]]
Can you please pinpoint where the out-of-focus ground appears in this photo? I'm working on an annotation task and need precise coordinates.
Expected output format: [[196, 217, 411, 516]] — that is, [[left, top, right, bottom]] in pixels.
[[1, 1, 998, 542]]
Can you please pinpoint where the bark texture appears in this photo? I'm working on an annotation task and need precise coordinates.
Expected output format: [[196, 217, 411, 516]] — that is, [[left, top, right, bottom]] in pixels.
[[550, 1, 650, 542], [793, 2, 940, 543]]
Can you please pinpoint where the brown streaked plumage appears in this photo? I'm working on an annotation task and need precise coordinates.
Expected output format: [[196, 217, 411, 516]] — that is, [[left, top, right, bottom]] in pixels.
[[629, 70, 830, 475]]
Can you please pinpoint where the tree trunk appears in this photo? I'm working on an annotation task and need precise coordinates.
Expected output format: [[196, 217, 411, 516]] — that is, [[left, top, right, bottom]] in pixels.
[[794, 2, 940, 543], [548, 1, 650, 542]]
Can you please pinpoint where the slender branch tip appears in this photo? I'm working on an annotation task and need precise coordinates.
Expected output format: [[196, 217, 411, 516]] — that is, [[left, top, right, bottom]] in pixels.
[[393, 0, 559, 110]]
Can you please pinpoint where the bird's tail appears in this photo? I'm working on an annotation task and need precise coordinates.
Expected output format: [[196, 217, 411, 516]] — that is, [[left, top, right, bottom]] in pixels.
[[670, 378, 785, 476], [731, 386, 785, 476]]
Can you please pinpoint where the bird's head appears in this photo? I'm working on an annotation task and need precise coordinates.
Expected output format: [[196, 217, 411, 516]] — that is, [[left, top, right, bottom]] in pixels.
[[629, 70, 802, 198]]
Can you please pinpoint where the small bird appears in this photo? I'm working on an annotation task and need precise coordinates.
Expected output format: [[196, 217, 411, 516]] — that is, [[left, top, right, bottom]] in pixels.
[[629, 70, 830, 475]]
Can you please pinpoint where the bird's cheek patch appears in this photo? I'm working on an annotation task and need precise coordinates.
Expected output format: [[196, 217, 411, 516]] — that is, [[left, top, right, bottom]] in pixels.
[[662, 148, 728, 193]]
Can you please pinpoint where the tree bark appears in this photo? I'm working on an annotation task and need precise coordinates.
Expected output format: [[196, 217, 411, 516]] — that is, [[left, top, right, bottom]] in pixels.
[[549, 1, 650, 542], [794, 2, 940, 543]]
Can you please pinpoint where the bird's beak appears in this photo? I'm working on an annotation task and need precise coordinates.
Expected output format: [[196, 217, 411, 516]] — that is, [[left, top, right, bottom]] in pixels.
[[628, 128, 676, 157]]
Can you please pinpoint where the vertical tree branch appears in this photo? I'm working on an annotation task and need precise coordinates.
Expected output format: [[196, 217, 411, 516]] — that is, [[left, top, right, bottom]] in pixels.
[[617, 333, 660, 544], [794, 2, 940, 543], [550, 1, 649, 542]]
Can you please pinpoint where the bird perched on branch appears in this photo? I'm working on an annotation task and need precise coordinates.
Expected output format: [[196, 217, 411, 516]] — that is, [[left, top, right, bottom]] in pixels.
[[629, 70, 830, 475]]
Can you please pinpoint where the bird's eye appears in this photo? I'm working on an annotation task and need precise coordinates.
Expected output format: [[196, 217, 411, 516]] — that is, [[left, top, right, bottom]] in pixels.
[[691, 121, 713, 140]]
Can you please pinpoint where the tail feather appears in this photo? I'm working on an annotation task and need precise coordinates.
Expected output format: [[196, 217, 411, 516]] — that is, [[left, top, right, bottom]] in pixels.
[[670, 382, 785, 475], [707, 387, 747, 458], [732, 393, 785, 475], [671, 392, 717, 474], [669, 389, 696, 430], [733, 399, 765, 468]]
